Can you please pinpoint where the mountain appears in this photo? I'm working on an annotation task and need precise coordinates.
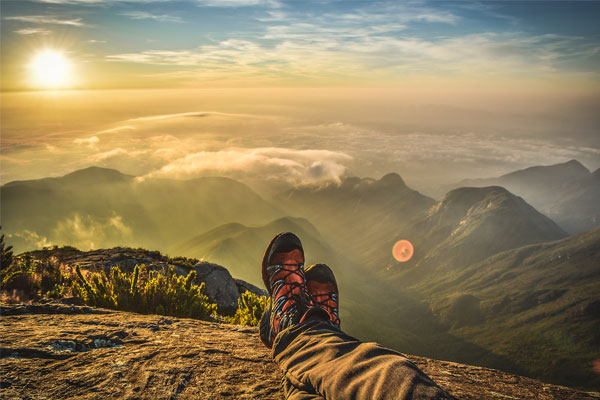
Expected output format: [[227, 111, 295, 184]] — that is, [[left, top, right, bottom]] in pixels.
[[359, 184, 596, 388], [424, 228, 600, 389], [171, 216, 457, 361], [441, 160, 599, 234], [171, 217, 332, 286], [1, 167, 283, 253], [3, 166, 596, 389], [275, 173, 436, 267], [384, 186, 568, 286], [3, 166, 135, 188]]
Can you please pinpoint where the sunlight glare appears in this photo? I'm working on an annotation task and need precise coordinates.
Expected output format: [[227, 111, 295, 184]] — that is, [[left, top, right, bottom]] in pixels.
[[29, 50, 73, 89]]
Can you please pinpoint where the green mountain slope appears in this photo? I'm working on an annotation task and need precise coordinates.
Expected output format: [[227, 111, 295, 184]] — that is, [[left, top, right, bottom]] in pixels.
[[1, 167, 283, 253], [171, 217, 330, 286], [426, 228, 600, 389], [276, 173, 436, 267], [383, 186, 568, 287], [170, 215, 519, 371]]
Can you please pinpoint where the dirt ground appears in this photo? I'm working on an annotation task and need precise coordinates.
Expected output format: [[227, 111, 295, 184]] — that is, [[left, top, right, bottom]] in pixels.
[[1, 303, 598, 399]]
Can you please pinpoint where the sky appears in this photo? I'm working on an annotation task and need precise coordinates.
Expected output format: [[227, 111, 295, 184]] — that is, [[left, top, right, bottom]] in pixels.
[[1, 0, 599, 194]]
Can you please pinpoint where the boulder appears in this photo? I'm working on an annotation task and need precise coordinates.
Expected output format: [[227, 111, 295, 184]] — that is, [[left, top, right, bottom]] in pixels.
[[192, 262, 240, 315], [234, 278, 267, 297]]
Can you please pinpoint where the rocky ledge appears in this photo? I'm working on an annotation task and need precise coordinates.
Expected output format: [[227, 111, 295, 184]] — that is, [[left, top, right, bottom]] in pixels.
[[1, 303, 598, 399], [25, 247, 266, 314]]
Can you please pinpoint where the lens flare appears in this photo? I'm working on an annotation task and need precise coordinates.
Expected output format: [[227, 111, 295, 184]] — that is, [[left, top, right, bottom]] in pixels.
[[392, 240, 414, 262]]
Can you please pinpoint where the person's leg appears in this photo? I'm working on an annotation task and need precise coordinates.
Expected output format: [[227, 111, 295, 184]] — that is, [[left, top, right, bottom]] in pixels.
[[273, 319, 454, 400], [282, 377, 326, 400], [260, 233, 452, 399]]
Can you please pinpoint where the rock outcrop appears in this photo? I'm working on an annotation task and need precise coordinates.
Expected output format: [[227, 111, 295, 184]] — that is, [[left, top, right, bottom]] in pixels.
[[1, 303, 598, 400], [192, 262, 244, 314], [25, 247, 266, 315]]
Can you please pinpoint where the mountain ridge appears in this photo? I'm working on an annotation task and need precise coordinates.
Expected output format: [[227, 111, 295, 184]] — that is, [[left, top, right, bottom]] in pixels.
[[439, 159, 599, 234], [171, 216, 331, 286], [370, 186, 568, 284], [1, 167, 283, 254]]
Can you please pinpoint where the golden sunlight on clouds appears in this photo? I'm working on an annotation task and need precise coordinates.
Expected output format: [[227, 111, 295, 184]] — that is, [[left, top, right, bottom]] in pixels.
[[28, 49, 75, 89]]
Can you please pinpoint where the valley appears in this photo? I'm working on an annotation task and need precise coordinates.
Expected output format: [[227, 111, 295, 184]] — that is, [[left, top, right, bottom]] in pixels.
[[2, 160, 599, 389]]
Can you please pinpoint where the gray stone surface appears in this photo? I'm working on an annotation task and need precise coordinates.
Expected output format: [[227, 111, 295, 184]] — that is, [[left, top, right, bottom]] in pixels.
[[234, 278, 267, 297], [192, 262, 241, 314]]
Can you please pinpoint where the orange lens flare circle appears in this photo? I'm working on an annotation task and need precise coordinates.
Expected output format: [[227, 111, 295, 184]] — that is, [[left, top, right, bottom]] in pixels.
[[392, 240, 414, 262]]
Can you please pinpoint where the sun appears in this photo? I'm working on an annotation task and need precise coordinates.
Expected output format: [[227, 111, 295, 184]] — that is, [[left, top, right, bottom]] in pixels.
[[29, 49, 74, 89]]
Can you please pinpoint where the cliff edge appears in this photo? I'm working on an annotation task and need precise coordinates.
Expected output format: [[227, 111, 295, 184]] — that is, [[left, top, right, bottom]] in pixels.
[[1, 303, 598, 399]]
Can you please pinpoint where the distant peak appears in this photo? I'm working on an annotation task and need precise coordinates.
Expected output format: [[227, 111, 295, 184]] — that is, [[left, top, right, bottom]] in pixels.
[[438, 186, 517, 216], [565, 159, 583, 166], [63, 166, 133, 182], [562, 159, 591, 172], [378, 172, 406, 187], [501, 159, 590, 181], [444, 186, 511, 202]]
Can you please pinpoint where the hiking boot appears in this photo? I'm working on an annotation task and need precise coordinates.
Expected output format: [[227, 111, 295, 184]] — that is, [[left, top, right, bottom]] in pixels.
[[260, 261, 341, 347], [305, 263, 340, 328], [260, 232, 311, 348]]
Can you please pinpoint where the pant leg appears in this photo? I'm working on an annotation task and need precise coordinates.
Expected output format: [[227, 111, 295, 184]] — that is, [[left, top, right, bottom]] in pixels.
[[273, 320, 454, 400], [282, 377, 326, 400]]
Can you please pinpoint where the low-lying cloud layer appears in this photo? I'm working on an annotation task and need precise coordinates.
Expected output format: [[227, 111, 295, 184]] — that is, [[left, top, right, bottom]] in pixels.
[[146, 147, 351, 185], [2, 89, 599, 194]]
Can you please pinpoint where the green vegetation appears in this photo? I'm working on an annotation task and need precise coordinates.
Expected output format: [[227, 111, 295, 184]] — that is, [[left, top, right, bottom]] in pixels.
[[1, 229, 70, 300], [167, 255, 201, 270], [73, 264, 217, 320], [227, 290, 268, 326], [1, 229, 263, 327], [1, 227, 13, 269]]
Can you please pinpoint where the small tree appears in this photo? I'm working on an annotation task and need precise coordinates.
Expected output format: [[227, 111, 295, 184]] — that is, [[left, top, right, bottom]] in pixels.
[[228, 291, 269, 326], [0, 226, 14, 270]]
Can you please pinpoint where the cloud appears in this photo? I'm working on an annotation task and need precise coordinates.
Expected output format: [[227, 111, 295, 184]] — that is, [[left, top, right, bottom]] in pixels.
[[4, 15, 85, 26], [74, 136, 100, 146], [195, 0, 280, 7], [97, 125, 135, 134], [120, 11, 184, 23], [35, 0, 278, 4], [145, 147, 352, 185], [126, 111, 259, 122], [413, 11, 458, 24], [14, 28, 51, 35], [105, 31, 599, 83], [90, 148, 140, 162], [95, 1, 597, 85], [8, 230, 52, 249], [33, 0, 170, 3], [87, 39, 106, 44], [53, 213, 133, 250]]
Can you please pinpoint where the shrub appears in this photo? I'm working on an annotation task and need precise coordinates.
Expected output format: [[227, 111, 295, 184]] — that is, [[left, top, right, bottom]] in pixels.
[[73, 264, 217, 321], [0, 227, 14, 270], [1, 251, 69, 300], [167, 256, 200, 270], [1, 254, 37, 294], [228, 290, 268, 326]]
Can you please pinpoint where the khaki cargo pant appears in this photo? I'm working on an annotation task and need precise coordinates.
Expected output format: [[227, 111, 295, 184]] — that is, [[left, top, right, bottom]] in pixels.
[[272, 320, 454, 400]]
